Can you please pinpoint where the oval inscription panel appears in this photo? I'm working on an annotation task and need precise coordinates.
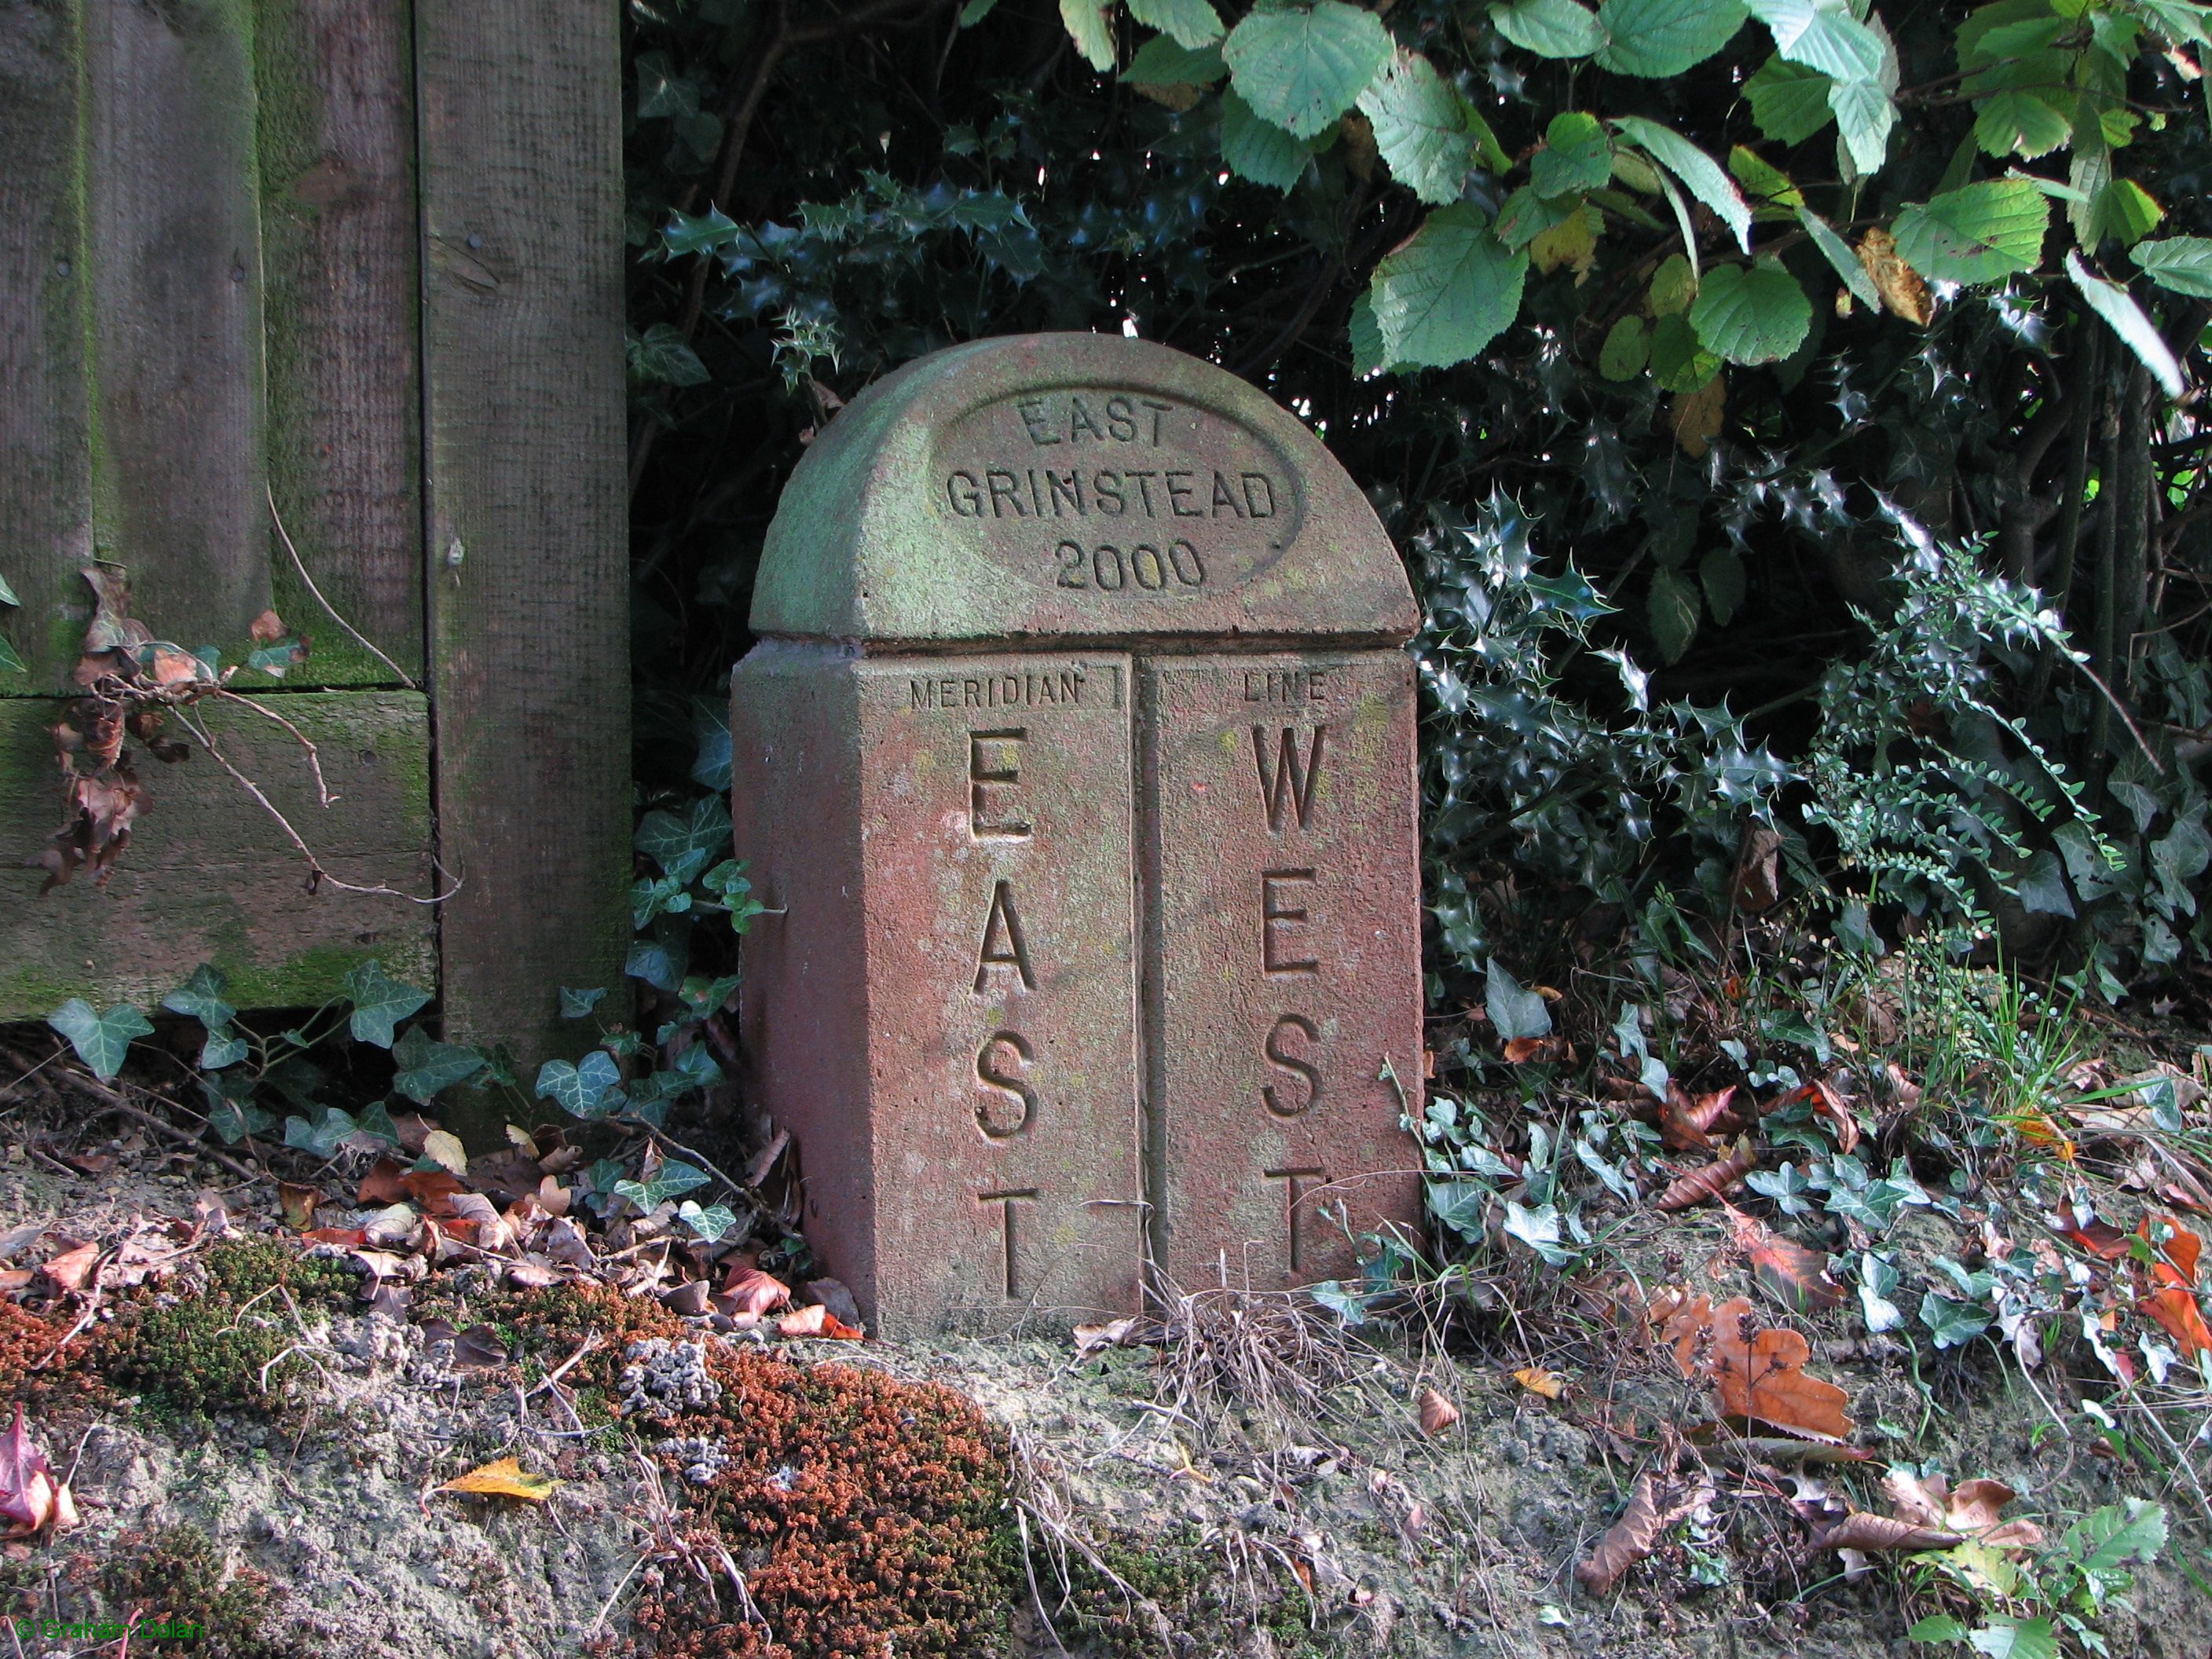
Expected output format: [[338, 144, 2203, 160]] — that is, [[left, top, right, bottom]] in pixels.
[[929, 386, 1305, 596]]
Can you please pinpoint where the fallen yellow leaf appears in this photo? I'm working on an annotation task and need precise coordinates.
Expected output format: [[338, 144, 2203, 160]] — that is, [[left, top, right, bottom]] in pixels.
[[435, 1457, 558, 1502], [1512, 1366, 1566, 1400], [423, 1130, 470, 1178]]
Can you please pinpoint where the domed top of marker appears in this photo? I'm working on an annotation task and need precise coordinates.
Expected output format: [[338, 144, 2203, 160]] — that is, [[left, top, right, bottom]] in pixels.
[[751, 334, 1416, 645]]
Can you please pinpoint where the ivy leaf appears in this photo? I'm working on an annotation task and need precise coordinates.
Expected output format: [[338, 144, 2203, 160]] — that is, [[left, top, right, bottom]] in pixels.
[[1059, 0, 1115, 71], [1222, 0, 1392, 141], [626, 323, 709, 388], [1127, 0, 1222, 49], [1485, 961, 1552, 1042], [635, 795, 732, 884], [535, 1050, 625, 1119], [1594, 0, 1747, 78], [1221, 88, 1312, 191], [1530, 112, 1611, 199], [1611, 116, 1752, 251], [285, 1107, 360, 1159], [2130, 236, 2212, 298], [162, 965, 236, 1034], [204, 1090, 273, 1145], [676, 1199, 742, 1243], [1745, 56, 1833, 145], [0, 573, 15, 606], [1974, 88, 2072, 159], [560, 986, 609, 1019], [1490, 0, 1606, 57], [1891, 180, 2049, 284], [1646, 567, 1701, 663], [345, 960, 432, 1049], [1357, 50, 1487, 204], [626, 936, 687, 995], [1368, 203, 1529, 370], [1689, 261, 1811, 364], [1797, 207, 1881, 308], [615, 1159, 712, 1210], [49, 998, 153, 1082], [0, 638, 22, 676], [1858, 1252, 1906, 1333], [1919, 1290, 1993, 1350], [2066, 251, 2185, 398], [391, 1026, 488, 1104], [200, 1029, 250, 1071]]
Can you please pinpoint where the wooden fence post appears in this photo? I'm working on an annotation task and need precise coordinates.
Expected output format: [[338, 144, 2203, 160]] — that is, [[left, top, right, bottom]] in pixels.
[[414, 1, 632, 1075]]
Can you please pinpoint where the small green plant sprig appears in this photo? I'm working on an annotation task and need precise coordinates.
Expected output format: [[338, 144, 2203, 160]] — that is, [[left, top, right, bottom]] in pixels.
[[1909, 1498, 2169, 1659]]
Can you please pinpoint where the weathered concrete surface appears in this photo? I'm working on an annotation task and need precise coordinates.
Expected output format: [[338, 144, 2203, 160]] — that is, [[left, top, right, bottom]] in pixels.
[[751, 335, 1418, 648], [1141, 653, 1423, 1291], [732, 644, 1141, 1335]]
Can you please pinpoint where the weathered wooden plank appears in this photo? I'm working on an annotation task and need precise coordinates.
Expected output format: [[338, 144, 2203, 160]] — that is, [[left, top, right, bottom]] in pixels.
[[254, 0, 426, 685], [0, 0, 93, 687], [0, 691, 435, 1018], [415, 0, 632, 1058], [82, 0, 272, 661]]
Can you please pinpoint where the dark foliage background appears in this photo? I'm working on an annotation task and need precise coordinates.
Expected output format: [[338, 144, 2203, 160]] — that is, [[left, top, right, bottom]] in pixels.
[[623, 0, 2212, 1027]]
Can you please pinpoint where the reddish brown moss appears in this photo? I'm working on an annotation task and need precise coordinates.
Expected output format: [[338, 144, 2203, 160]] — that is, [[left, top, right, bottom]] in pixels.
[[613, 1346, 1013, 1659], [0, 1300, 97, 1410]]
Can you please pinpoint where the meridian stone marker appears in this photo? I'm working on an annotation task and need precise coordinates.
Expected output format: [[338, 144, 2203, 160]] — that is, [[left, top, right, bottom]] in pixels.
[[730, 334, 1423, 1335]]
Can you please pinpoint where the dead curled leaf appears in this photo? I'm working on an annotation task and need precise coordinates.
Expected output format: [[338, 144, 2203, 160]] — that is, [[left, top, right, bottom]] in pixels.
[[0, 1406, 79, 1538], [1416, 1386, 1461, 1436], [1814, 1512, 1962, 1554], [777, 1302, 862, 1340], [1576, 1470, 1715, 1594], [1883, 1470, 2043, 1551], [1656, 1141, 1756, 1210], [434, 1456, 558, 1503], [1512, 1366, 1566, 1400], [1857, 227, 1933, 325], [1724, 1205, 1847, 1315], [1654, 1292, 1855, 1442], [36, 1240, 99, 1295], [721, 1264, 791, 1319]]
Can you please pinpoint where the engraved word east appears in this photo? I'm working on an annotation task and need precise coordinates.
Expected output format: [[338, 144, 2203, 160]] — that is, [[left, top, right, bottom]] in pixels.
[[932, 388, 1303, 595]]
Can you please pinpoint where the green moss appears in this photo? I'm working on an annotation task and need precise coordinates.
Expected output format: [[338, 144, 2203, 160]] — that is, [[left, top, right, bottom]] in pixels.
[[97, 1237, 354, 1415]]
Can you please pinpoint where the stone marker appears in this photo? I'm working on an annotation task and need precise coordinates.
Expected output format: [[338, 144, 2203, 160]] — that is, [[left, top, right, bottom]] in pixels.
[[731, 334, 1423, 1335]]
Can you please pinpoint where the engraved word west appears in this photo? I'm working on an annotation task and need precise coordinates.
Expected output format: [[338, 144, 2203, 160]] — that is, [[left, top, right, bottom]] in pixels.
[[932, 386, 1304, 596], [732, 334, 1420, 1336]]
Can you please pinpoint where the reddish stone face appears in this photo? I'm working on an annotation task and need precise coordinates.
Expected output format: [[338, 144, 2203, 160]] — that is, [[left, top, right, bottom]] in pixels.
[[1141, 654, 1423, 1292], [733, 335, 1424, 1336]]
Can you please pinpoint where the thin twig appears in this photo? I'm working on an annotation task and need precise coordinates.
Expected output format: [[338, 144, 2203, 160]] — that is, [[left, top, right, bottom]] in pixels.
[[174, 705, 457, 904], [211, 687, 335, 807], [266, 485, 419, 690], [2064, 652, 2166, 775], [76, 1088, 263, 1186]]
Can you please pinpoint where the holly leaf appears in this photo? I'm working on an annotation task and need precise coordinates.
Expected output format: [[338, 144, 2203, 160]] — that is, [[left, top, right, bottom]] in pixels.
[[1127, 0, 1222, 49], [1222, 0, 1392, 141], [48, 999, 153, 1082], [1368, 203, 1529, 370], [162, 965, 236, 1033], [344, 960, 431, 1049], [662, 206, 739, 258], [1891, 180, 2049, 284], [1594, 0, 1747, 78], [391, 1027, 487, 1105], [1690, 260, 1811, 364]]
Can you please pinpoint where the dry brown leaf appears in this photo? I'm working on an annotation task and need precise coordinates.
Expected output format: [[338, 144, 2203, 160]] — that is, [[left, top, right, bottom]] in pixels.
[[1672, 375, 1726, 458], [1512, 1366, 1566, 1400], [1074, 1317, 1139, 1359], [1657, 1293, 1855, 1441], [1884, 1470, 2044, 1551], [1575, 1470, 1713, 1593], [0, 1407, 79, 1539], [357, 1158, 411, 1207], [1503, 1035, 1562, 1064], [36, 1240, 98, 1295], [1658, 1083, 1715, 1152], [722, 1265, 791, 1318], [1656, 1142, 1756, 1210], [537, 1176, 571, 1218], [1815, 1512, 1961, 1553], [248, 608, 287, 646], [778, 1302, 862, 1340], [2144, 1285, 2212, 1356], [277, 1183, 320, 1232], [1724, 1205, 1847, 1315], [1416, 1386, 1461, 1436], [435, 1456, 558, 1502], [1857, 227, 1932, 324], [422, 1130, 469, 1178], [1731, 823, 1784, 913], [1775, 1078, 1860, 1155]]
